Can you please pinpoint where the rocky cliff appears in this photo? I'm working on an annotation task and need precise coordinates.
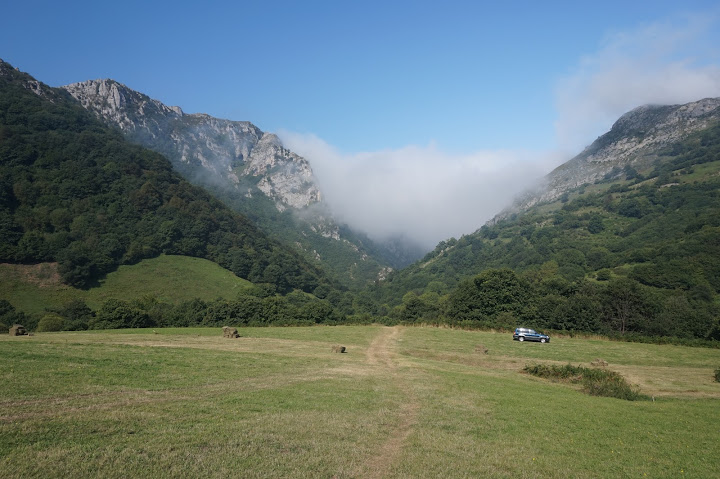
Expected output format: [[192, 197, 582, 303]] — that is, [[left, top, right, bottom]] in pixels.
[[506, 97, 720, 214], [63, 79, 321, 212]]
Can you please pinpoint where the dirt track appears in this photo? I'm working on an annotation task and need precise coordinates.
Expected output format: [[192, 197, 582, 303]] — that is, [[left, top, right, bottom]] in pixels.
[[361, 326, 420, 478]]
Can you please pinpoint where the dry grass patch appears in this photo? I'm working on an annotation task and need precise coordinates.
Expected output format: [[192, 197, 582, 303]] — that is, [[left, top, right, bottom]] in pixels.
[[613, 364, 720, 398]]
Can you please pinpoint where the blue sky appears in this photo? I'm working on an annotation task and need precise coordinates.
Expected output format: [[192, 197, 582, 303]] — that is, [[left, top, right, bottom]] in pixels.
[[3, 1, 720, 246]]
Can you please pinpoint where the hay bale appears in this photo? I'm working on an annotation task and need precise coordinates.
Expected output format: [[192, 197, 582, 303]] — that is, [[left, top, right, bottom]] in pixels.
[[9, 324, 27, 336], [474, 344, 489, 354], [591, 358, 608, 367], [331, 345, 346, 353], [222, 326, 240, 338]]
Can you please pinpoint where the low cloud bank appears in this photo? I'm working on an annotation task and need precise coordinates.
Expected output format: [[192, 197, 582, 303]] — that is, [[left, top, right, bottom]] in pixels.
[[280, 131, 556, 250]]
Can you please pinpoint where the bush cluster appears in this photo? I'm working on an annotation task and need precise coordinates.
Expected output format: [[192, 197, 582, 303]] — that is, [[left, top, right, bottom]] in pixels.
[[524, 363, 645, 401], [27, 290, 345, 332], [377, 268, 720, 342]]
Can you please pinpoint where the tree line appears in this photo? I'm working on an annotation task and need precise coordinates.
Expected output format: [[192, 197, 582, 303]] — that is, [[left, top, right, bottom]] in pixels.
[[385, 268, 720, 342], [0, 285, 345, 334]]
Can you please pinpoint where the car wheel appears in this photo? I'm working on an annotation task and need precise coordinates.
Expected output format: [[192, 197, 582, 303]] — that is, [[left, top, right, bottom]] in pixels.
[[540, 338, 546, 343], [518, 336, 524, 342]]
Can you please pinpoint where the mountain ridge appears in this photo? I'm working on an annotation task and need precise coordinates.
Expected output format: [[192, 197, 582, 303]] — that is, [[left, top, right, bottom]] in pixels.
[[63, 79, 322, 211], [498, 97, 720, 218], [61, 79, 416, 287]]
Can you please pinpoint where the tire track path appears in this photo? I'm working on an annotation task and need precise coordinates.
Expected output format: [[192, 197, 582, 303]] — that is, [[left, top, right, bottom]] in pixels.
[[361, 326, 420, 478]]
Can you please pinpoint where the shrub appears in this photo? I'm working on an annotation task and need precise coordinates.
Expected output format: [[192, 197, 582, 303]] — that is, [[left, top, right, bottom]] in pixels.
[[524, 363, 645, 401], [57, 299, 93, 323], [37, 314, 65, 332]]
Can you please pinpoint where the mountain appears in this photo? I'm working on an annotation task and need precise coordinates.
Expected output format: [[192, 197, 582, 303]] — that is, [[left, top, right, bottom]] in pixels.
[[355, 99, 720, 339], [502, 97, 720, 215], [0, 59, 333, 295], [63, 79, 320, 211], [61, 79, 410, 287]]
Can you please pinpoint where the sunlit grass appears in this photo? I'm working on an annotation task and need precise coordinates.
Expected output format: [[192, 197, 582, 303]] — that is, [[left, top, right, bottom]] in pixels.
[[1, 326, 718, 478], [0, 255, 252, 314]]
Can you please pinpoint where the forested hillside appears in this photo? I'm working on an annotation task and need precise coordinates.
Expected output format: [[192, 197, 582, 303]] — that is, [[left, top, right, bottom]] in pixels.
[[352, 121, 720, 340], [0, 60, 333, 294], [62, 79, 408, 289]]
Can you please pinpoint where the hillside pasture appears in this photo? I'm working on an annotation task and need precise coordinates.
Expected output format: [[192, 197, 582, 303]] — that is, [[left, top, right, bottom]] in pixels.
[[0, 255, 253, 315], [1, 326, 718, 478]]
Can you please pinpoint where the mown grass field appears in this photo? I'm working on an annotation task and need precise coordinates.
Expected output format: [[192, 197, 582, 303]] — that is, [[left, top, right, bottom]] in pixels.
[[0, 255, 253, 314], [1, 326, 718, 478]]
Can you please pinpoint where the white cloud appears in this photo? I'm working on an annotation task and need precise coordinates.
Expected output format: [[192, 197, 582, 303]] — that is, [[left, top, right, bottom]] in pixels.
[[279, 13, 720, 252], [555, 14, 720, 151], [279, 130, 555, 250]]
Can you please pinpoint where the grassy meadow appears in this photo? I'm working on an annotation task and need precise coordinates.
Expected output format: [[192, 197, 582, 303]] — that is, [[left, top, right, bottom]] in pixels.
[[1, 326, 718, 478], [0, 255, 253, 314]]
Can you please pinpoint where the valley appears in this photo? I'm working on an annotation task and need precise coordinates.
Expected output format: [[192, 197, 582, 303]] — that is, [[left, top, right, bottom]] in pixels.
[[2, 58, 720, 343], [4, 4, 720, 478]]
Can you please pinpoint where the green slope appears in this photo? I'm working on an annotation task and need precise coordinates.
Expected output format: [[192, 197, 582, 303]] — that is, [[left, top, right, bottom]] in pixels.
[[1, 255, 252, 314], [391, 122, 720, 292]]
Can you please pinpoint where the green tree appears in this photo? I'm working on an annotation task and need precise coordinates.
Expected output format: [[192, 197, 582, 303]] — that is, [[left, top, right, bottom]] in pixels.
[[298, 300, 337, 323], [602, 278, 656, 334], [447, 268, 532, 323], [587, 214, 605, 234], [90, 299, 153, 329]]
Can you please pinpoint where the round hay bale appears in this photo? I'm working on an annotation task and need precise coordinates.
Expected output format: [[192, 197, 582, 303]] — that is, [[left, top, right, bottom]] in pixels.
[[9, 324, 28, 336], [222, 326, 240, 338], [331, 345, 346, 353]]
